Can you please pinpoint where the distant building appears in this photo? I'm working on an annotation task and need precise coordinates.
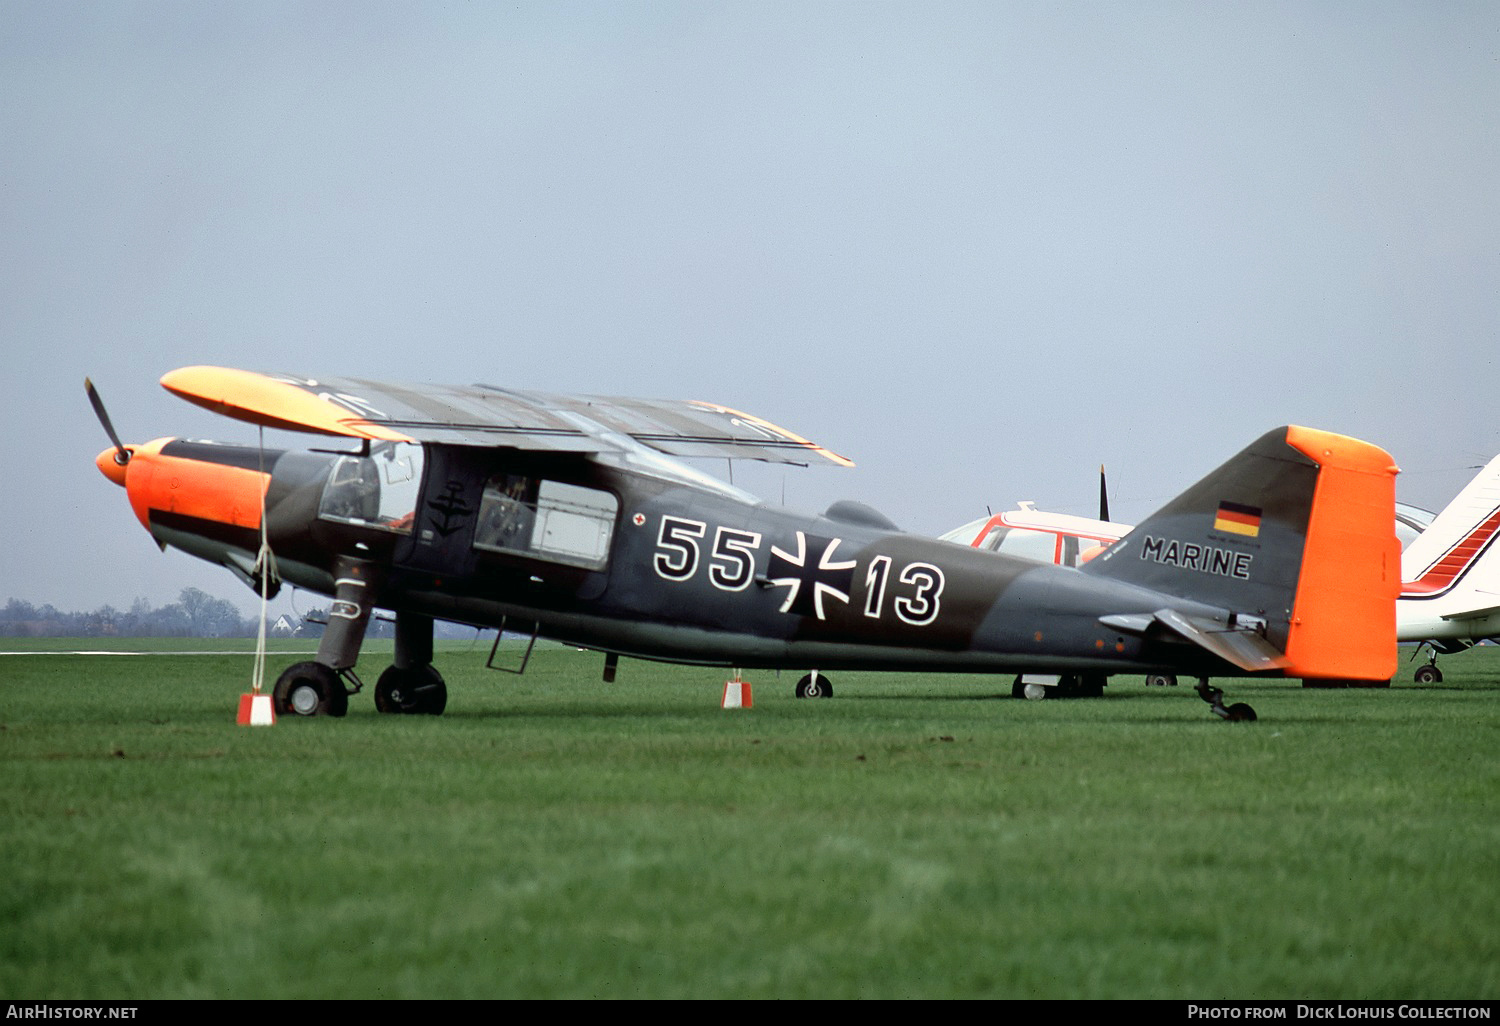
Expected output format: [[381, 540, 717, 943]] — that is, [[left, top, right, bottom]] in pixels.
[[270, 614, 300, 637]]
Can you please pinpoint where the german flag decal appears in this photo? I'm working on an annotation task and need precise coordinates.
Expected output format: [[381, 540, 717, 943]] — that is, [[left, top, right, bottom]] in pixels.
[[1214, 501, 1263, 537]]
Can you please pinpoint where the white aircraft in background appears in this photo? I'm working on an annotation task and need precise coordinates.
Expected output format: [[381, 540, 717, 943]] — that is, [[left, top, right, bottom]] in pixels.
[[1395, 453, 1500, 682], [943, 456, 1500, 684]]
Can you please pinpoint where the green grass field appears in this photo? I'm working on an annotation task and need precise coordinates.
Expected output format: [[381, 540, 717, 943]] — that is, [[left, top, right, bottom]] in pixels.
[[2, 639, 1497, 999]]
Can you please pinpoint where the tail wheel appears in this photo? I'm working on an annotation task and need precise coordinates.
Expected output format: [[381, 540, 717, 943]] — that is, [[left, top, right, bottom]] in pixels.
[[795, 673, 833, 698], [375, 665, 447, 715], [272, 662, 348, 718]]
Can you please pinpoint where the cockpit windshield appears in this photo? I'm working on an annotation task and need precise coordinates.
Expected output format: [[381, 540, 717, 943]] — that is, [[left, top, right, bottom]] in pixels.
[[317, 442, 424, 534]]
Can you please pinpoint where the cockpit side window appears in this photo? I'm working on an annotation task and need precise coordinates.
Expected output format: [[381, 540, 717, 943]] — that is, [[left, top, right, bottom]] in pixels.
[[317, 443, 424, 534]]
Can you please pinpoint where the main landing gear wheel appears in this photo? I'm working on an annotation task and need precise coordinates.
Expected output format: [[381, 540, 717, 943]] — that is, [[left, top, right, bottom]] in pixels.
[[1145, 673, 1178, 687], [374, 665, 447, 715], [272, 661, 349, 718], [795, 673, 833, 699], [1413, 664, 1443, 685], [1010, 677, 1051, 700]]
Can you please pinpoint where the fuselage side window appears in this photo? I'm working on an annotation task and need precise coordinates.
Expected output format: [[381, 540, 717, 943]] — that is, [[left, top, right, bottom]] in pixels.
[[474, 475, 617, 569]]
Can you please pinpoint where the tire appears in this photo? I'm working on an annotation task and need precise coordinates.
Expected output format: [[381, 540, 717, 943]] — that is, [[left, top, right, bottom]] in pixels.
[[375, 665, 447, 715], [1413, 664, 1442, 685], [1145, 674, 1178, 687], [795, 672, 832, 699], [1056, 674, 1105, 698], [272, 662, 348, 718]]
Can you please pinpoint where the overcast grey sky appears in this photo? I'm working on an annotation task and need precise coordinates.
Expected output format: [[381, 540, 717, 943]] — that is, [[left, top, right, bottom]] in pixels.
[[3, 1, 1497, 617]]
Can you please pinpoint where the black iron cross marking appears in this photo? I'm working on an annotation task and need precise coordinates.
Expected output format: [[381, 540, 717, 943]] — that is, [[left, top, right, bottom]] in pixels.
[[767, 532, 856, 620]]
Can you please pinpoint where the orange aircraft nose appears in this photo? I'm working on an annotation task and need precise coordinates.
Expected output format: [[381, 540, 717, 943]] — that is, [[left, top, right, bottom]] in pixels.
[[95, 446, 132, 487]]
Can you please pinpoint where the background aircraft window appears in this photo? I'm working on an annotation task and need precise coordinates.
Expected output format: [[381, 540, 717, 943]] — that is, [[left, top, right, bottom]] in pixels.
[[983, 526, 1058, 563], [317, 443, 423, 534], [938, 517, 988, 546], [474, 476, 617, 569]]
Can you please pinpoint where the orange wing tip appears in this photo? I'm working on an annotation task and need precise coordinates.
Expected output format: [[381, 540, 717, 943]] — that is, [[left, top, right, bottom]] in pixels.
[[689, 400, 855, 467], [160, 366, 410, 442]]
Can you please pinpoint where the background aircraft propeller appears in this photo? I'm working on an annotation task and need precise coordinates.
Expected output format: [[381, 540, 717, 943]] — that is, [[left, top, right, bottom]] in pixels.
[[1099, 464, 1110, 522], [85, 377, 131, 466]]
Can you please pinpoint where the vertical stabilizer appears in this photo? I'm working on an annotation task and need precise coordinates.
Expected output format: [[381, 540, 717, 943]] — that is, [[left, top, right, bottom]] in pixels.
[[1400, 452, 1500, 600], [1083, 426, 1399, 681]]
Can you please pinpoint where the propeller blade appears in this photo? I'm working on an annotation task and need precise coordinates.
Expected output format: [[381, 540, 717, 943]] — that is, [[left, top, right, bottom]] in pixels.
[[1098, 464, 1110, 522], [85, 377, 130, 465]]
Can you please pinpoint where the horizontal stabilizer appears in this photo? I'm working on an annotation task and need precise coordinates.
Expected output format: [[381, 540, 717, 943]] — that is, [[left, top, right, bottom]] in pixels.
[[1100, 609, 1287, 673], [1441, 602, 1500, 622]]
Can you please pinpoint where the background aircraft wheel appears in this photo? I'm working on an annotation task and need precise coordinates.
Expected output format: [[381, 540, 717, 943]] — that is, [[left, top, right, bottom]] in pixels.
[[1145, 673, 1178, 687], [1054, 673, 1105, 698], [1413, 664, 1442, 684], [1023, 683, 1048, 700], [375, 665, 447, 714], [272, 662, 348, 718], [795, 673, 833, 698], [1225, 702, 1257, 722]]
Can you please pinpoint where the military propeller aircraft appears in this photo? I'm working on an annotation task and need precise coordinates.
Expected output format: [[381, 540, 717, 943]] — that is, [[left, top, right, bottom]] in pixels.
[[948, 455, 1500, 685], [89, 368, 1400, 721]]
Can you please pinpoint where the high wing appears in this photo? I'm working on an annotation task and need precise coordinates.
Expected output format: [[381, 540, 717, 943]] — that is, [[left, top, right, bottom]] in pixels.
[[159, 366, 854, 467]]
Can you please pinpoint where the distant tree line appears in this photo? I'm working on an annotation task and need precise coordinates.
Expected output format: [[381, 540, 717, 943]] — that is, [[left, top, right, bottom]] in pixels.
[[1, 589, 485, 641], [3, 588, 285, 638]]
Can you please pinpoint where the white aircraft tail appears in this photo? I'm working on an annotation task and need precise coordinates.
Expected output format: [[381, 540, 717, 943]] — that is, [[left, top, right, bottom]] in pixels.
[[1401, 453, 1500, 611]]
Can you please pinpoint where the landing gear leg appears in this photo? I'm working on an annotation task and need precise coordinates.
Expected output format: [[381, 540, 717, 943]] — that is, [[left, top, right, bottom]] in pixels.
[[1195, 678, 1256, 722], [273, 557, 379, 718], [375, 611, 447, 714]]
